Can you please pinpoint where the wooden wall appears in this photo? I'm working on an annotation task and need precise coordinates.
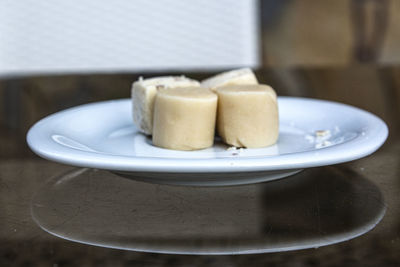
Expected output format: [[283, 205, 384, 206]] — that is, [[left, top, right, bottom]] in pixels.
[[261, 0, 400, 66]]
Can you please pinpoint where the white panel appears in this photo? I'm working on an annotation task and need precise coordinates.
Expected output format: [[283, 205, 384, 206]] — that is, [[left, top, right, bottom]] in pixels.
[[0, 0, 259, 75]]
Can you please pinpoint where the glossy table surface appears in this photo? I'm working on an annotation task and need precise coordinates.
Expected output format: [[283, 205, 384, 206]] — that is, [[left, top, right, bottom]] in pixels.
[[1, 66, 399, 266]]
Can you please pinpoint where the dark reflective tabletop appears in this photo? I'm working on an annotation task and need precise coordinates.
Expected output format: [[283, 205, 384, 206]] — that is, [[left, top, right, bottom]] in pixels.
[[31, 167, 385, 254], [1, 66, 399, 266]]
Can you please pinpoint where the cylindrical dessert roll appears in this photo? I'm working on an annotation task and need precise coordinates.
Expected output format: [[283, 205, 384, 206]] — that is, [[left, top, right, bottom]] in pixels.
[[131, 76, 200, 135], [216, 84, 279, 148], [152, 87, 218, 151], [201, 68, 258, 91]]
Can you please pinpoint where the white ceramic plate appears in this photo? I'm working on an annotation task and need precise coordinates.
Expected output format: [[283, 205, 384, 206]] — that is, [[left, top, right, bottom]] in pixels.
[[27, 97, 388, 186]]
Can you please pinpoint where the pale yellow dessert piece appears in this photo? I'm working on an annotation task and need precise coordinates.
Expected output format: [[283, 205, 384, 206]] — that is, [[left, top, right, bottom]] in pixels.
[[131, 76, 200, 135], [216, 84, 279, 148], [201, 68, 258, 91], [152, 87, 218, 151]]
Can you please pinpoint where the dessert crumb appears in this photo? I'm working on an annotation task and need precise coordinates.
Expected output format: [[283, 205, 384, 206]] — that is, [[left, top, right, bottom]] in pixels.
[[316, 130, 331, 137]]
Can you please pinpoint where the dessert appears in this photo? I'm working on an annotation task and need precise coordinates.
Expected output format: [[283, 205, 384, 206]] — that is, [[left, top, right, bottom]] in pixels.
[[200, 68, 258, 91], [216, 84, 279, 148], [131, 76, 200, 135], [152, 87, 218, 150], [130, 69, 279, 151]]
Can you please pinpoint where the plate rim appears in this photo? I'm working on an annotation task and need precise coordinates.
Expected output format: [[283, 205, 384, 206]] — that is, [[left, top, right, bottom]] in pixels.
[[26, 97, 389, 173]]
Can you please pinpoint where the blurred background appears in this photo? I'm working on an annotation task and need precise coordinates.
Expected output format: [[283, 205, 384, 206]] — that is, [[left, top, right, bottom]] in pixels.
[[0, 0, 259, 74], [1, 1, 400, 266], [1, 0, 399, 74]]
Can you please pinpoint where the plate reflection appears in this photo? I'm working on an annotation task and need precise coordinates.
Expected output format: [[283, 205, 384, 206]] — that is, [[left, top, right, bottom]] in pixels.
[[31, 166, 385, 255]]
